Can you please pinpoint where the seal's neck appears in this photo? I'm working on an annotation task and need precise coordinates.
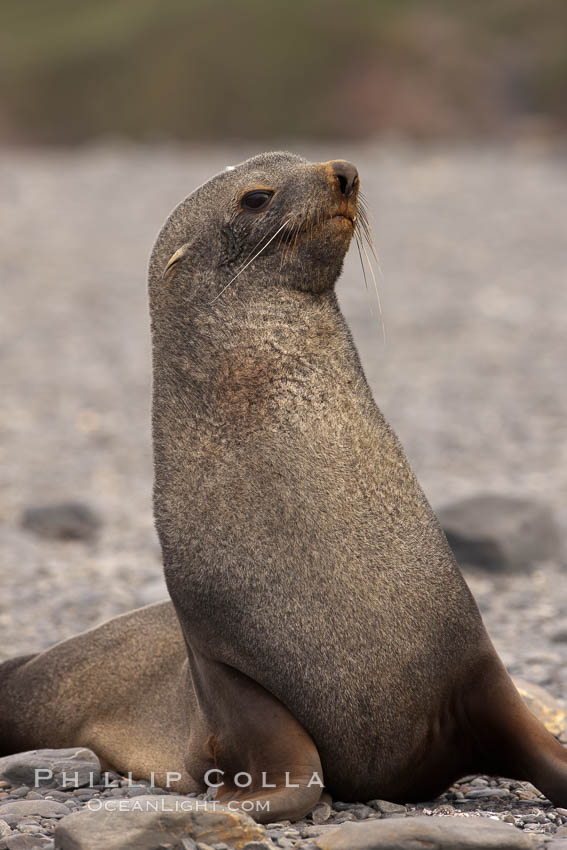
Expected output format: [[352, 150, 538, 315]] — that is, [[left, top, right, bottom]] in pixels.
[[151, 285, 372, 430]]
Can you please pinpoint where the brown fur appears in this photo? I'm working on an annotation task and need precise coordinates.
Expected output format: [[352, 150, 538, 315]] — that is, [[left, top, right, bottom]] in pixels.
[[2, 152, 567, 822]]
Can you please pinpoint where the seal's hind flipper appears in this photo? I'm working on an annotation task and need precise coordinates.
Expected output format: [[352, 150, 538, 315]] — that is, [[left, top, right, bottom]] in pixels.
[[183, 648, 324, 823]]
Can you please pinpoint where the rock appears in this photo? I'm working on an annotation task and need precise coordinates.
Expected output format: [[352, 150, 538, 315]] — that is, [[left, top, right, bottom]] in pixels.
[[0, 801, 69, 819], [367, 800, 406, 817], [0, 750, 100, 791], [437, 495, 560, 571], [4, 836, 54, 850], [54, 796, 269, 850], [514, 679, 567, 740], [314, 815, 538, 849], [21, 503, 101, 542], [465, 787, 511, 798], [0, 821, 11, 837], [347, 804, 375, 820], [311, 802, 332, 825]]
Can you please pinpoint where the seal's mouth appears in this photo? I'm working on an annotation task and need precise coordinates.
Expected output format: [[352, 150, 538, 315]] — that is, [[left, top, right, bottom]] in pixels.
[[330, 212, 355, 225]]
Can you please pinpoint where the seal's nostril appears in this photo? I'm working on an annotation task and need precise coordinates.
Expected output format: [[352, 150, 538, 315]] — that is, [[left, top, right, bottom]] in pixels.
[[336, 174, 349, 195], [331, 161, 359, 198]]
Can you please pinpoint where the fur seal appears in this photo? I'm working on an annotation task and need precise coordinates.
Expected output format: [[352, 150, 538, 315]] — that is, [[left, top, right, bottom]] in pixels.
[[1, 152, 567, 824]]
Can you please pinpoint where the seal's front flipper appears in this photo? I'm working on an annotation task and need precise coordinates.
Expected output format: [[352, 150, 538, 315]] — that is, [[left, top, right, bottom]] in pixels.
[[184, 649, 324, 823], [467, 652, 567, 807]]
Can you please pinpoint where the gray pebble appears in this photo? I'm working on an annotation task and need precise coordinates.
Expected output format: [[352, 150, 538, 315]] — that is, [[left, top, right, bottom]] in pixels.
[[311, 801, 332, 824], [0, 804, 69, 820], [465, 788, 511, 799], [346, 804, 375, 819], [4, 835, 54, 850], [367, 799, 407, 817]]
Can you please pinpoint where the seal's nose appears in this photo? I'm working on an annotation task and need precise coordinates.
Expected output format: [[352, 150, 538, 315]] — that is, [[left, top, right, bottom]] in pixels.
[[331, 161, 359, 198]]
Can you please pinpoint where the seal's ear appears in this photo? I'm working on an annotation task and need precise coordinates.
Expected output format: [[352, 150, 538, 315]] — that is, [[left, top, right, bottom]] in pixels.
[[162, 243, 191, 280]]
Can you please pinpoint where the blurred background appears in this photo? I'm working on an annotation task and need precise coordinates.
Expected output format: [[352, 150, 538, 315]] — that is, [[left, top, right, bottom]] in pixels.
[[2, 0, 567, 143], [1, 0, 566, 704]]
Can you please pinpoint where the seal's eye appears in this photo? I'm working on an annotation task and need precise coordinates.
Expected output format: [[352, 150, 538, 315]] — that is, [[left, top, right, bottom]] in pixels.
[[241, 190, 274, 212]]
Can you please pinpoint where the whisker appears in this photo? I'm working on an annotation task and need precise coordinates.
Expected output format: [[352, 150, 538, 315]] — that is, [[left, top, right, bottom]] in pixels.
[[209, 218, 291, 304], [355, 231, 372, 304], [356, 198, 379, 265], [281, 218, 299, 268], [358, 235, 386, 345]]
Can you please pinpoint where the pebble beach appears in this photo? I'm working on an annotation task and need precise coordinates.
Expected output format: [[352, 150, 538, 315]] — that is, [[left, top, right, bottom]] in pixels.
[[1, 141, 566, 848]]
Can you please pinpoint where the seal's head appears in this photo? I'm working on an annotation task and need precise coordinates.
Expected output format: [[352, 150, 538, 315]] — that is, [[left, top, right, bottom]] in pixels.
[[149, 152, 359, 302]]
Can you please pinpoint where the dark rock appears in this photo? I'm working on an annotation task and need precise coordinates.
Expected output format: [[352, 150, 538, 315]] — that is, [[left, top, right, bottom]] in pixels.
[[0, 750, 100, 792], [314, 815, 538, 848], [332, 803, 351, 812], [54, 796, 268, 850], [437, 494, 561, 571], [21, 503, 101, 542]]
